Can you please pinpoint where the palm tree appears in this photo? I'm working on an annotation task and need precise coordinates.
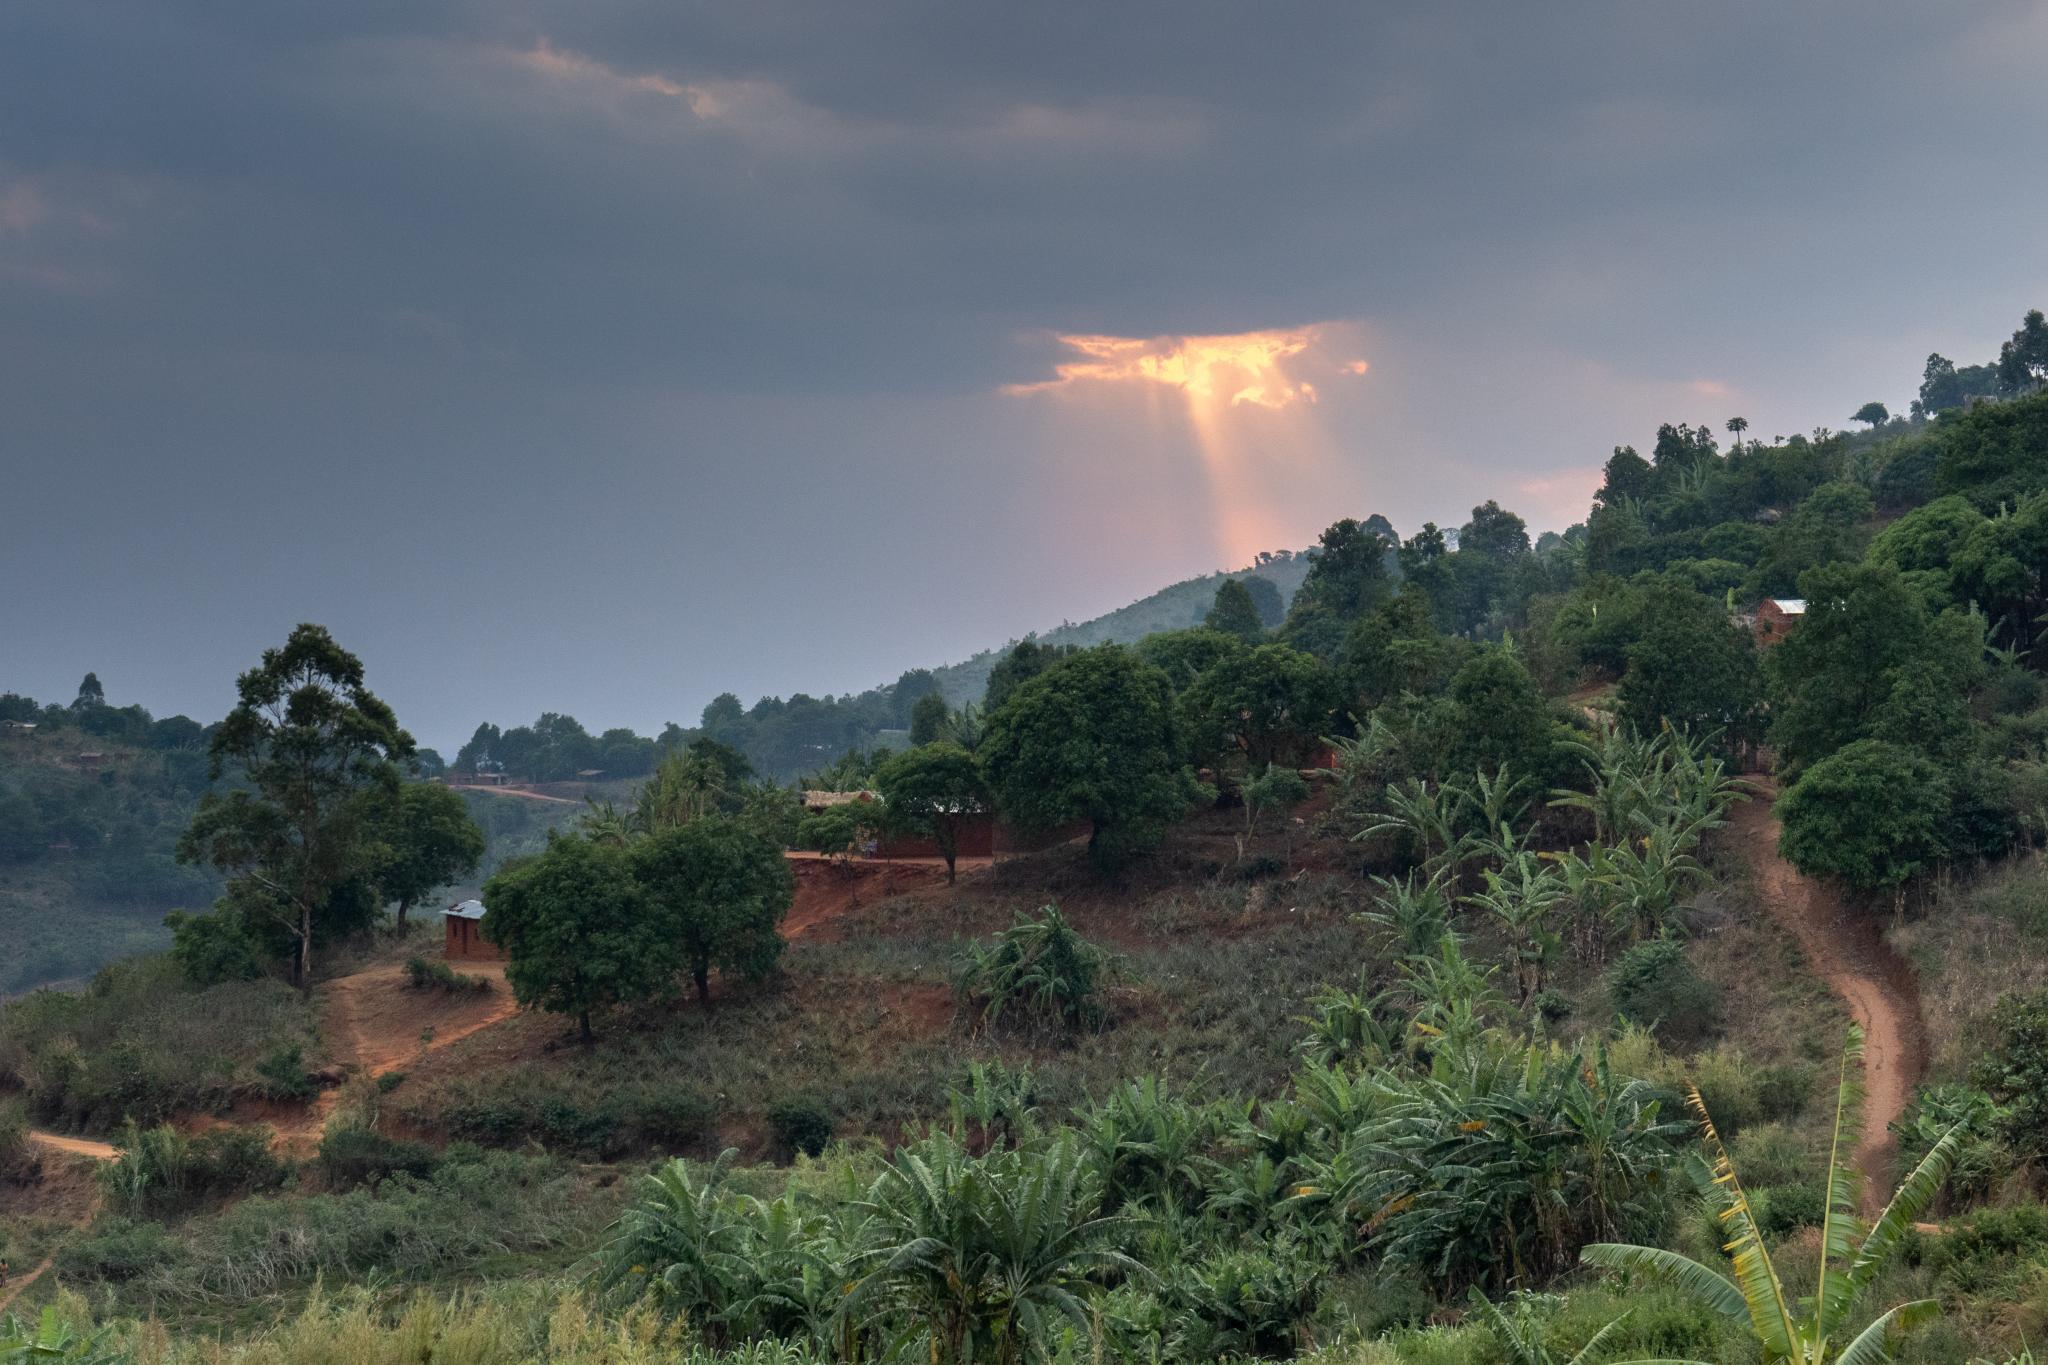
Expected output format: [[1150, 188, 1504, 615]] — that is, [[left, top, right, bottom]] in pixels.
[[847, 1132, 1149, 1365], [1582, 1026, 1966, 1364], [1726, 416, 1749, 448]]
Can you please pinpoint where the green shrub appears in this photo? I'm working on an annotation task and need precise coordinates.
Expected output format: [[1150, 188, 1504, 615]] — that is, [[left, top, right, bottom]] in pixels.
[[1750, 1062, 1816, 1123], [767, 1096, 833, 1160], [256, 1042, 317, 1100], [1605, 940, 1718, 1046], [1972, 988, 2048, 1162], [99, 1121, 284, 1215], [0, 1096, 34, 1183], [317, 1125, 438, 1189], [956, 905, 1119, 1037], [57, 1214, 178, 1282], [404, 955, 492, 993], [1752, 1181, 1826, 1237]]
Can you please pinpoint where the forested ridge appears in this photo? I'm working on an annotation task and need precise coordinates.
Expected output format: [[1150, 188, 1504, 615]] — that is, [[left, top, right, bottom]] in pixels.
[[5, 310, 2048, 1362]]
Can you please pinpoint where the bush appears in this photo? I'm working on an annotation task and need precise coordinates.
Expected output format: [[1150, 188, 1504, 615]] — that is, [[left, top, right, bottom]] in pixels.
[[100, 1121, 287, 1216], [57, 1214, 178, 1282], [1973, 987, 2048, 1163], [404, 955, 492, 993], [256, 1042, 317, 1101], [1752, 1181, 1826, 1237], [317, 1125, 438, 1189], [956, 905, 1119, 1037], [1605, 940, 1719, 1046], [767, 1096, 833, 1160], [0, 1097, 36, 1183]]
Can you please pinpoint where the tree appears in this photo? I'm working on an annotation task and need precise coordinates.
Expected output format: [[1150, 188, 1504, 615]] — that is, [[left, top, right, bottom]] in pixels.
[[1446, 648, 1559, 782], [1996, 307, 2048, 395], [1617, 587, 1765, 747], [1765, 561, 1979, 773], [1851, 401, 1890, 429], [875, 742, 989, 882], [981, 646, 1202, 870], [483, 834, 670, 1041], [1777, 740, 1948, 895], [1595, 446, 1654, 508], [1133, 628, 1245, 690], [1340, 586, 1456, 705], [700, 692, 745, 739], [72, 672, 104, 710], [371, 783, 485, 926], [629, 816, 793, 1006], [1936, 389, 2048, 508], [983, 640, 1082, 713], [1179, 642, 1338, 769], [1583, 1027, 1964, 1364], [635, 749, 726, 832], [908, 690, 951, 746], [1725, 416, 1749, 446], [1204, 578, 1266, 642], [1282, 518, 1395, 654], [890, 668, 941, 726], [177, 624, 414, 987], [1240, 574, 1286, 627]]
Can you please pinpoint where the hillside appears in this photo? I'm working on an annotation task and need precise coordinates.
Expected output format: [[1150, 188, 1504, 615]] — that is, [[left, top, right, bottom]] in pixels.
[[921, 554, 1315, 705]]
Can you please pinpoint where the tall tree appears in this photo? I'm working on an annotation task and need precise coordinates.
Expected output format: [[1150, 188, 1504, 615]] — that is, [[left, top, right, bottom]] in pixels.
[[484, 834, 670, 1041], [629, 816, 793, 1005], [1618, 587, 1765, 748], [1204, 578, 1267, 642], [1179, 642, 1339, 769], [1725, 416, 1749, 446], [177, 624, 414, 986], [981, 646, 1202, 869], [1282, 518, 1395, 655], [72, 672, 105, 710], [1851, 401, 1890, 429], [1997, 308, 2048, 395], [876, 742, 991, 882], [371, 782, 486, 926], [909, 690, 951, 745]]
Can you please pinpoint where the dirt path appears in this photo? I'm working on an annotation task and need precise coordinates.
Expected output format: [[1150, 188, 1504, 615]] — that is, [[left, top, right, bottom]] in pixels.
[[24, 1131, 118, 1162], [0, 1255, 56, 1315], [1733, 781, 1927, 1211], [270, 959, 520, 1149]]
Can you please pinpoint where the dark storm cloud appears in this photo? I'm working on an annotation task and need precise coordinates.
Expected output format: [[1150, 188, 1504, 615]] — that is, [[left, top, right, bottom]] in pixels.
[[3, 1, 2045, 744]]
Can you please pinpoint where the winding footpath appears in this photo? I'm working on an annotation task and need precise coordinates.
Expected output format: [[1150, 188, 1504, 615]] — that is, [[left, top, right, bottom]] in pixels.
[[1732, 780, 1928, 1211]]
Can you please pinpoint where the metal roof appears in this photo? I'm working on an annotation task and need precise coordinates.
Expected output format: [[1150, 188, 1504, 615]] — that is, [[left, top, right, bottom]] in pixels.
[[444, 898, 487, 920], [1769, 598, 1807, 614]]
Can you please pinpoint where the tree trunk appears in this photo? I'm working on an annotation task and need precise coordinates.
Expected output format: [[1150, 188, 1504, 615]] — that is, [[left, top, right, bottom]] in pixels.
[[579, 1010, 593, 1044], [693, 963, 710, 1007], [295, 904, 314, 990], [395, 897, 411, 928], [944, 851, 956, 884]]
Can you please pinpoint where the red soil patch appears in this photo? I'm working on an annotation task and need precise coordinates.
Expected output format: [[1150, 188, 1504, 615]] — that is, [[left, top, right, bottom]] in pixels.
[[783, 858, 955, 942], [1733, 782, 1930, 1211]]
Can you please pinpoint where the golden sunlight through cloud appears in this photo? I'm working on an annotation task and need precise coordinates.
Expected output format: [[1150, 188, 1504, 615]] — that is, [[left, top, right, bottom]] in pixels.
[[1005, 325, 1369, 563]]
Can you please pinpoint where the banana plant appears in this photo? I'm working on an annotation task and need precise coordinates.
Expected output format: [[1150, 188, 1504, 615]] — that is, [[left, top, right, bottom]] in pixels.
[[1358, 776, 1470, 878], [1467, 853, 1568, 1003], [1581, 1025, 1967, 1364], [1470, 1290, 1631, 1365]]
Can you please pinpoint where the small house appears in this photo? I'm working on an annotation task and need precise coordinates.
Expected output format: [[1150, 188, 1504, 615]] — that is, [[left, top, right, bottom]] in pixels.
[[1753, 598, 1806, 646], [442, 899, 504, 960], [799, 790, 877, 813], [0, 720, 34, 737]]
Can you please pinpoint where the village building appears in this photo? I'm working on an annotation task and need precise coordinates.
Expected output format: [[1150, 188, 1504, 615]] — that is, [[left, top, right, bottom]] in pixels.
[[442, 898, 504, 960], [1752, 597, 1806, 646]]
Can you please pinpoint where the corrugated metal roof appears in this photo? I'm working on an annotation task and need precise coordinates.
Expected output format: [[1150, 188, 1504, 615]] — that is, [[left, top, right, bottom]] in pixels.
[[1769, 598, 1807, 613], [444, 898, 487, 920]]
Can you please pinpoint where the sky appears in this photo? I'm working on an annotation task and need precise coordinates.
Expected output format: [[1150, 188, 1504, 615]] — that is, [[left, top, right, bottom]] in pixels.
[[4, 1, 2046, 753]]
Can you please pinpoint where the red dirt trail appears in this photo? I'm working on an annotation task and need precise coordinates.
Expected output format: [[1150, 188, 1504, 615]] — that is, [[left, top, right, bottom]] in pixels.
[[1732, 781, 1928, 1212]]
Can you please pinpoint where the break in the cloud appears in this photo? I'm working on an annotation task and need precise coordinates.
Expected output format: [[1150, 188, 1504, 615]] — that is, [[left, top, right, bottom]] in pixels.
[[1005, 325, 1373, 562]]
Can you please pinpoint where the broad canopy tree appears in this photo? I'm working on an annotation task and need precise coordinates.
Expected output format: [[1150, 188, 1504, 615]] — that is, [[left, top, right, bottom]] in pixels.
[[371, 782, 486, 927], [484, 835, 669, 1041], [177, 624, 414, 987], [981, 646, 1203, 870], [1203, 577, 1267, 642], [1179, 642, 1338, 770], [629, 817, 793, 1006], [875, 741, 990, 882]]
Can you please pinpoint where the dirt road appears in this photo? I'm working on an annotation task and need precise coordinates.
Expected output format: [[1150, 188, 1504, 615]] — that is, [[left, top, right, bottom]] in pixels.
[[1733, 781, 1927, 1210], [0, 1254, 56, 1315]]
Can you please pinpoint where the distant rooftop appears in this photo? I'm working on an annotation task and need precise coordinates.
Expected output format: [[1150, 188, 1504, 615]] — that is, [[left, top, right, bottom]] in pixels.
[[444, 898, 487, 920], [1769, 598, 1808, 614]]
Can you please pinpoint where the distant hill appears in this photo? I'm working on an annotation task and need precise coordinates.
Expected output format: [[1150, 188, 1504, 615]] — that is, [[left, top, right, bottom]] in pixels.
[[922, 554, 1315, 706]]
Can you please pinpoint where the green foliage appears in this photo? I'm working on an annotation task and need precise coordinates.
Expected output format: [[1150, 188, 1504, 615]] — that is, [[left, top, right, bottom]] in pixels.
[[482, 834, 670, 1041], [1205, 576, 1269, 642], [981, 645, 1202, 869], [956, 906, 1117, 1037], [1582, 1026, 1968, 1365], [369, 781, 485, 924], [1282, 518, 1397, 655], [1444, 649, 1563, 783], [1606, 941, 1719, 1047], [629, 816, 793, 1005], [1971, 987, 2048, 1165], [873, 742, 989, 881], [100, 1120, 289, 1216], [767, 1096, 834, 1160], [317, 1124, 438, 1189], [1617, 586, 1765, 746], [177, 623, 415, 986], [1939, 389, 2048, 508], [402, 955, 492, 993], [1180, 642, 1339, 769], [1778, 740, 1949, 893], [907, 690, 950, 746]]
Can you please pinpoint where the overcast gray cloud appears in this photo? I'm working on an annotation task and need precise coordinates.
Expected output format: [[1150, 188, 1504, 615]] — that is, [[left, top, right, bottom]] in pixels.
[[4, 0, 2046, 748]]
